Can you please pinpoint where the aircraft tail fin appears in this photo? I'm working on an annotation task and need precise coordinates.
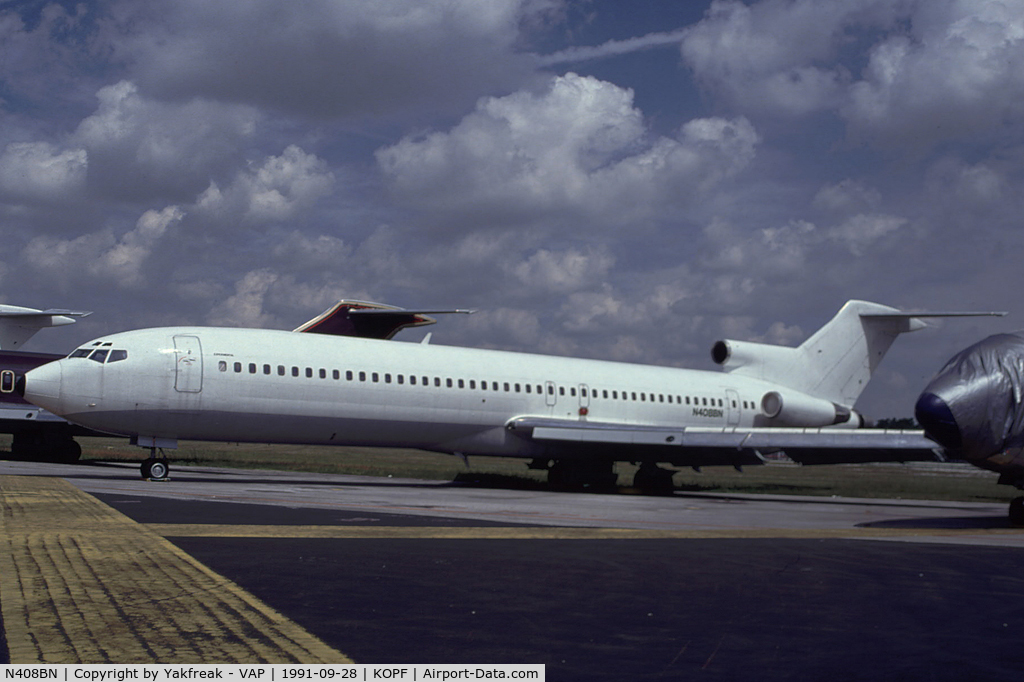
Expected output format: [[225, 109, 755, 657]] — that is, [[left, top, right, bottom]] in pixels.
[[713, 300, 1004, 407], [294, 300, 474, 340], [0, 305, 91, 350]]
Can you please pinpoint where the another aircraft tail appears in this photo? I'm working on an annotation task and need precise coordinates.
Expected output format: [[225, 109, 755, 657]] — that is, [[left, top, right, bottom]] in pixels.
[[0, 305, 91, 350], [712, 300, 1003, 408]]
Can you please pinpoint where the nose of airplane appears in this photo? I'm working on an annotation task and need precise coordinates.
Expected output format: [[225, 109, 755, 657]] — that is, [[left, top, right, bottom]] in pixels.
[[915, 332, 1024, 461], [21, 361, 64, 415], [914, 391, 962, 451]]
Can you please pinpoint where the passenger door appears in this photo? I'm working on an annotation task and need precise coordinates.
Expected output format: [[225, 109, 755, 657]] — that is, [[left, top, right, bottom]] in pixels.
[[173, 335, 203, 393]]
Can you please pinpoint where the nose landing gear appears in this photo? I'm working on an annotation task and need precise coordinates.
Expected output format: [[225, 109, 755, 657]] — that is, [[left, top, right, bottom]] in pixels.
[[141, 448, 170, 480]]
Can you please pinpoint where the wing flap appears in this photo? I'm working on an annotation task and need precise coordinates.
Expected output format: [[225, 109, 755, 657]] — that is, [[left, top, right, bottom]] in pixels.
[[508, 417, 943, 465]]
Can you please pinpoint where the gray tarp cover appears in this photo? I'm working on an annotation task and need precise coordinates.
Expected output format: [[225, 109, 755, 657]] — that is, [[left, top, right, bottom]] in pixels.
[[926, 332, 1024, 459]]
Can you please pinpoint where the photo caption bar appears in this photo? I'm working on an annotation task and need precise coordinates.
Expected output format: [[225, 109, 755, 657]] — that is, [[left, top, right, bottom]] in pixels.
[[2, 666, 544, 682]]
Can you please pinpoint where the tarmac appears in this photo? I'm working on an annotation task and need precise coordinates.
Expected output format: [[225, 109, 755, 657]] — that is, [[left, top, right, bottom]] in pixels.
[[2, 459, 1023, 680]]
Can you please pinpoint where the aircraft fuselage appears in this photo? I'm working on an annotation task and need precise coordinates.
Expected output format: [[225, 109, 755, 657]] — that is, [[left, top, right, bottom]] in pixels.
[[24, 326, 780, 462]]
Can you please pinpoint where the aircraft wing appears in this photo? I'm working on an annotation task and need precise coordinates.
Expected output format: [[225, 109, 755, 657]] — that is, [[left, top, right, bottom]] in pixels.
[[506, 417, 943, 466]]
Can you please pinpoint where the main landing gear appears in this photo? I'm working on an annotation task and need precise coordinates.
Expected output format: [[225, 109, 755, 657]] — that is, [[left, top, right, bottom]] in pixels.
[[1009, 497, 1024, 526], [10, 431, 82, 464], [632, 463, 677, 495], [542, 459, 618, 491], [141, 448, 170, 480]]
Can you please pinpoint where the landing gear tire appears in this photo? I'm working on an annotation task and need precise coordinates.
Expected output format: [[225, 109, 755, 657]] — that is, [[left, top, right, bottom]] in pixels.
[[56, 439, 82, 464], [141, 458, 169, 480], [547, 460, 617, 491], [1009, 497, 1024, 526], [633, 464, 676, 495]]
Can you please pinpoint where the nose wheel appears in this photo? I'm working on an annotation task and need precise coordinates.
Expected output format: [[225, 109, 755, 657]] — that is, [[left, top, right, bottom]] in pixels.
[[141, 448, 170, 480]]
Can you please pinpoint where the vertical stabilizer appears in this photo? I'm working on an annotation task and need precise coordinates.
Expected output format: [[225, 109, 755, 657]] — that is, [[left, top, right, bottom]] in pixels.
[[797, 301, 917, 405], [0, 305, 91, 350]]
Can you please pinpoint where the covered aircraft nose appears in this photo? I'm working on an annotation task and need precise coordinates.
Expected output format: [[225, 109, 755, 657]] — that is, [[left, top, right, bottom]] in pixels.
[[915, 332, 1024, 461], [914, 392, 962, 451], [21, 361, 64, 415]]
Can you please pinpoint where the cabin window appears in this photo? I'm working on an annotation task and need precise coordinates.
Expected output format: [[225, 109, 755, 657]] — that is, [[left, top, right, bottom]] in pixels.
[[358, 371, 366, 381], [514, 383, 521, 393], [249, 363, 257, 374], [458, 379, 465, 388], [320, 369, 327, 379], [424, 376, 430, 386], [398, 375, 405, 385], [263, 364, 271, 375], [469, 380, 476, 389], [409, 375, 416, 385], [385, 373, 392, 384], [233, 362, 242, 373], [0, 370, 14, 393], [218, 361, 227, 372], [372, 372, 380, 383], [306, 368, 313, 378], [435, 377, 441, 387]]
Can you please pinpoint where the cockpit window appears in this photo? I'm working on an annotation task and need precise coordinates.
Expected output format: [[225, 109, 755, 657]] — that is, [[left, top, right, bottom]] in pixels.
[[108, 350, 128, 363], [88, 349, 109, 363], [69, 349, 91, 359]]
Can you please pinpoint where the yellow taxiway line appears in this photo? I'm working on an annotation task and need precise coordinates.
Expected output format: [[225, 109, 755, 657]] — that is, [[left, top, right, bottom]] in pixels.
[[147, 524, 1024, 540], [0, 475, 351, 664]]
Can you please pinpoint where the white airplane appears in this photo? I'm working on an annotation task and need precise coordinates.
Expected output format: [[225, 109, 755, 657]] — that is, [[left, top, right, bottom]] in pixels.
[[18, 299, 1000, 485]]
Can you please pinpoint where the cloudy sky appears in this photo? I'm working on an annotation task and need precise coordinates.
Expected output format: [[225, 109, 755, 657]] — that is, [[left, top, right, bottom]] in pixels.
[[3, 0, 1023, 419]]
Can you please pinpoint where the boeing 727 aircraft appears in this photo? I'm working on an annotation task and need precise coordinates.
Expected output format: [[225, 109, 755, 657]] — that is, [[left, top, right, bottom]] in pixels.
[[19, 299, 996, 486]]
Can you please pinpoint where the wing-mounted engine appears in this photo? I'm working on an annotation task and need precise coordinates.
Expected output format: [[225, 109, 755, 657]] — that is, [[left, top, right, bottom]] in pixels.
[[294, 300, 473, 340]]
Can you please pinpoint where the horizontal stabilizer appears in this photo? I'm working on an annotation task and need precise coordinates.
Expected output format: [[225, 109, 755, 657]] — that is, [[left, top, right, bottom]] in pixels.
[[0, 305, 91, 350], [294, 300, 473, 340]]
